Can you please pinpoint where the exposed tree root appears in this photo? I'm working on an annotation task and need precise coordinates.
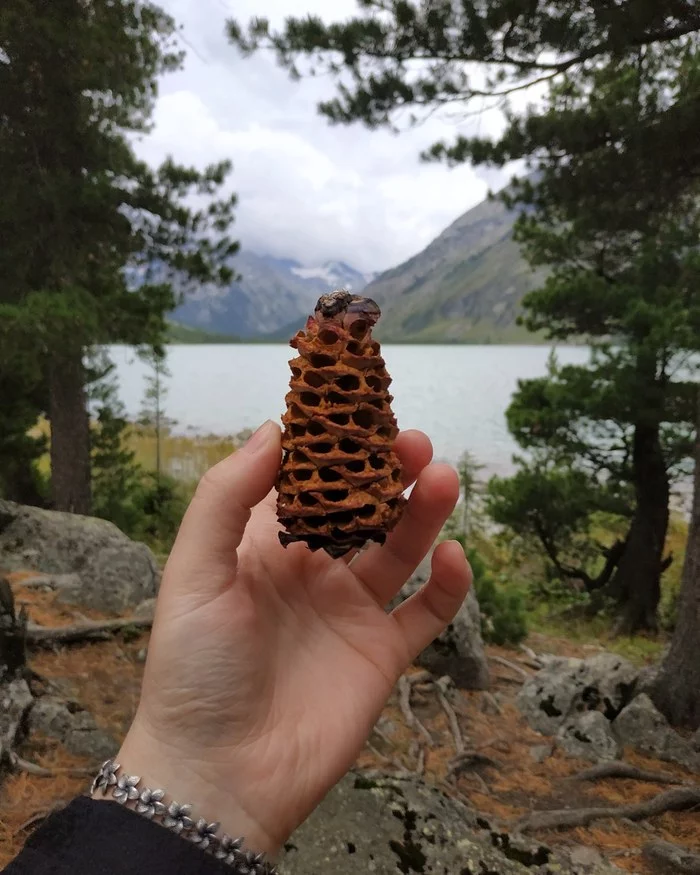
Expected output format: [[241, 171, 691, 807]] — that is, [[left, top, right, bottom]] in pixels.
[[26, 617, 153, 646], [398, 675, 433, 747], [515, 787, 700, 833], [8, 752, 93, 779], [436, 677, 464, 754], [489, 655, 531, 681], [570, 761, 689, 786]]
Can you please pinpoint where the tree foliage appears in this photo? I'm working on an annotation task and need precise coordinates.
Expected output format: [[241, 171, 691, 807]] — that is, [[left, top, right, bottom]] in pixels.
[[0, 0, 238, 513], [232, 2, 700, 633], [230, 1, 700, 210]]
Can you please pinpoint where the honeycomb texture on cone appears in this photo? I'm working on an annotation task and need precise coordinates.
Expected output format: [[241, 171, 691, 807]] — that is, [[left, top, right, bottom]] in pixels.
[[277, 291, 405, 558]]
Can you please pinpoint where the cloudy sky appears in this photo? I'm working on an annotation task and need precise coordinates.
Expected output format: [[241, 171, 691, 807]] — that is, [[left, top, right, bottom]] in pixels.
[[135, 0, 513, 273]]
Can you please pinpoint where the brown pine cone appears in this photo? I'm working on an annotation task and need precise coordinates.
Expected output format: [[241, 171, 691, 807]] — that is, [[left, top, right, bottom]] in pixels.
[[277, 290, 406, 558]]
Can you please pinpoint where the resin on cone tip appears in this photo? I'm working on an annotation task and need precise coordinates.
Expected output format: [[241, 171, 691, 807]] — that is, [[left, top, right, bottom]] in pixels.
[[277, 289, 406, 558]]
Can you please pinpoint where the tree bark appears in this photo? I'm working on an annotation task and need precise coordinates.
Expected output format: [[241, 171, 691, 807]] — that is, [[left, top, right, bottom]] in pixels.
[[650, 392, 700, 729], [0, 577, 27, 676], [48, 347, 92, 514], [610, 420, 670, 634]]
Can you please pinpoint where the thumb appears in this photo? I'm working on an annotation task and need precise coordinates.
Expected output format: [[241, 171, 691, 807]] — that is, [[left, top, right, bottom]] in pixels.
[[163, 420, 281, 598]]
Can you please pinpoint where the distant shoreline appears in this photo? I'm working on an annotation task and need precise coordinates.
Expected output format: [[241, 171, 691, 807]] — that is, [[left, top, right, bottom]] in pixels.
[[168, 331, 581, 348]]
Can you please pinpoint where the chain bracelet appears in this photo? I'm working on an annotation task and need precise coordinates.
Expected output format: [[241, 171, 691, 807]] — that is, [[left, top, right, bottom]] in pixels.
[[90, 760, 277, 874]]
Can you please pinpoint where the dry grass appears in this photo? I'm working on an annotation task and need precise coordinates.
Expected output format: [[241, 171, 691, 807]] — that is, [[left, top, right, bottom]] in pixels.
[[2, 583, 698, 872]]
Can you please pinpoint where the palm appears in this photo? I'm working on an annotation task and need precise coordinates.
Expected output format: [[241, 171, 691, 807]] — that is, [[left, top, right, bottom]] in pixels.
[[128, 426, 470, 855]]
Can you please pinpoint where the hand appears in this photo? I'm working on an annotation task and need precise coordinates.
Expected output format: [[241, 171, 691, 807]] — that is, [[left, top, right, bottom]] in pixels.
[[109, 421, 471, 859]]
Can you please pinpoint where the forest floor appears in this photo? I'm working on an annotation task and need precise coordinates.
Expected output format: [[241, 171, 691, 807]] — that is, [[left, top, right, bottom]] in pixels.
[[1, 572, 698, 874]]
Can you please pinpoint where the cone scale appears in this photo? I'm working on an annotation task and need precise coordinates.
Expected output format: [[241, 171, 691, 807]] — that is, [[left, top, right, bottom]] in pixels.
[[277, 291, 406, 558]]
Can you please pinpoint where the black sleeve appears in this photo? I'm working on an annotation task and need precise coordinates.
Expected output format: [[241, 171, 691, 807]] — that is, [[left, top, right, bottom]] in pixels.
[[4, 796, 235, 874]]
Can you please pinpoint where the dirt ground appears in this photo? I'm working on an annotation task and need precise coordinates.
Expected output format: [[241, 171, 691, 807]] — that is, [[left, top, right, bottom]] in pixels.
[[1, 574, 698, 873]]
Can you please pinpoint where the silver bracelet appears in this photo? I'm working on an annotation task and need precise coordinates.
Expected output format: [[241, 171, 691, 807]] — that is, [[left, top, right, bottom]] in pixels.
[[90, 759, 277, 874]]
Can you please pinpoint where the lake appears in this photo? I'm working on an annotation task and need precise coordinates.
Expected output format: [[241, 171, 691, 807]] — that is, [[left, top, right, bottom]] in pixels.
[[110, 344, 589, 477]]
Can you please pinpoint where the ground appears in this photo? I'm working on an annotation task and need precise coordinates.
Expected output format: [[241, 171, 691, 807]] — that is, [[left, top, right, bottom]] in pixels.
[[1, 575, 698, 873]]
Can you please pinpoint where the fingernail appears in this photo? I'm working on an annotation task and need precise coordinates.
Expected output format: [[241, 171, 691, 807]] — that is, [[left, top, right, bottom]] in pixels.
[[243, 420, 276, 454]]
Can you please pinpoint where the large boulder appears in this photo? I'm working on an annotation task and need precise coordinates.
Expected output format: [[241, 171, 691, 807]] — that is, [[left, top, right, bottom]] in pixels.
[[28, 696, 116, 761], [389, 555, 490, 689], [612, 694, 700, 772], [0, 500, 159, 614], [517, 654, 639, 736], [280, 773, 623, 874]]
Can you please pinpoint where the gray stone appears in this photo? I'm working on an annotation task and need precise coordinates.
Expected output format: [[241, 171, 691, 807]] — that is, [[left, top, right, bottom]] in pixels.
[[556, 711, 621, 762], [612, 694, 700, 771], [0, 500, 159, 613], [389, 556, 490, 690], [517, 653, 639, 735], [279, 773, 623, 874], [0, 679, 33, 759], [530, 744, 554, 764], [29, 696, 116, 761], [135, 648, 148, 664], [692, 727, 700, 753], [569, 845, 605, 871], [133, 598, 157, 620]]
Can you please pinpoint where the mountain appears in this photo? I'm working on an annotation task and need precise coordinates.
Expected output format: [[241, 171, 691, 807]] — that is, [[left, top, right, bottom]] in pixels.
[[170, 252, 374, 339], [365, 193, 543, 343], [288, 260, 377, 291]]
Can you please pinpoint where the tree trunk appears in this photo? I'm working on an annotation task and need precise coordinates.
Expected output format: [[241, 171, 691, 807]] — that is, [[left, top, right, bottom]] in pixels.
[[611, 421, 670, 634], [650, 393, 700, 729], [48, 347, 92, 514], [0, 577, 27, 677]]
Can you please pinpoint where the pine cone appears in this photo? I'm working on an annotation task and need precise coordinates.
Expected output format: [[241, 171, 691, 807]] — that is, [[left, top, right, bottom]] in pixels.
[[277, 291, 406, 558]]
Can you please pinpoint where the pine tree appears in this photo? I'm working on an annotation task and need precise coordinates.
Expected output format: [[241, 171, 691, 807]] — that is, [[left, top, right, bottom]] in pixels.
[[0, 0, 237, 514], [138, 348, 174, 485], [230, 0, 700, 709]]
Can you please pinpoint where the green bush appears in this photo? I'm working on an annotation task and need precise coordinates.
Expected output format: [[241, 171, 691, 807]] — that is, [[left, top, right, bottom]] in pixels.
[[458, 541, 528, 646]]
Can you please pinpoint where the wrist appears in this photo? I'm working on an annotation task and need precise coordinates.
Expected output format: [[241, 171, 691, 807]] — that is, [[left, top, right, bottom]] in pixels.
[[91, 721, 284, 860]]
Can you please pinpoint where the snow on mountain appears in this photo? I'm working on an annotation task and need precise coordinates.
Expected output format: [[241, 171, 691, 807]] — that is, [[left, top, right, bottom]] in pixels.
[[290, 260, 373, 293], [169, 251, 375, 339]]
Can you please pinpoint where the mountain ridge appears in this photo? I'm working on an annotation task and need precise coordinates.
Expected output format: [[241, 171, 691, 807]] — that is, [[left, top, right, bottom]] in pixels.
[[365, 193, 542, 343], [168, 187, 543, 343]]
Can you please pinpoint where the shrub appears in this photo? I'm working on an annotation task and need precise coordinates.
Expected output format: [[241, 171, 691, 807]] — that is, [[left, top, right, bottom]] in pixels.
[[463, 543, 528, 646]]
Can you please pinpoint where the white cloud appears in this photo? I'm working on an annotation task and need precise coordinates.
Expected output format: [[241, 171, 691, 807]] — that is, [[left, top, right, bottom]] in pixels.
[[135, 0, 515, 272]]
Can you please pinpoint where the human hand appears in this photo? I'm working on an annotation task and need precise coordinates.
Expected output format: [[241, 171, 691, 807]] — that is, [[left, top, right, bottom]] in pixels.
[[109, 421, 471, 859]]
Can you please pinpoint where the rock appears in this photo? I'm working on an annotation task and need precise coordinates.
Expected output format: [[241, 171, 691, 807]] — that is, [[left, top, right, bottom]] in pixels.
[[279, 773, 623, 874], [569, 845, 605, 871], [133, 598, 157, 620], [0, 500, 159, 613], [556, 711, 621, 762], [135, 647, 148, 664], [517, 653, 639, 735], [692, 727, 700, 753], [389, 556, 490, 690], [612, 694, 700, 771], [530, 743, 554, 764], [0, 679, 33, 759], [28, 696, 116, 761]]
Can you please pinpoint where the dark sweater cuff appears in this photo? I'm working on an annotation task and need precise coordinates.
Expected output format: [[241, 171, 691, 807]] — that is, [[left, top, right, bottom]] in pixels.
[[4, 795, 234, 874]]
